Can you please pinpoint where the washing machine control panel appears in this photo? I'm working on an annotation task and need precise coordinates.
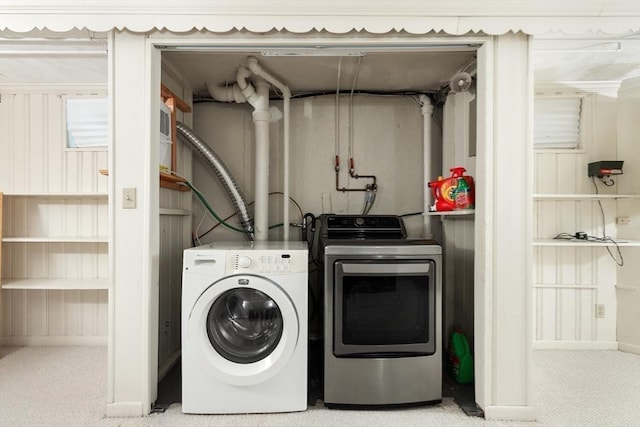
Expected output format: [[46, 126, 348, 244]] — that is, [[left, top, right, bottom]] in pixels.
[[227, 251, 307, 274]]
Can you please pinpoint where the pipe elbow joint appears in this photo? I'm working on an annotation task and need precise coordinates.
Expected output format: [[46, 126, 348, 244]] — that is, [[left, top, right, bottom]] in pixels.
[[246, 56, 261, 73], [207, 83, 247, 103]]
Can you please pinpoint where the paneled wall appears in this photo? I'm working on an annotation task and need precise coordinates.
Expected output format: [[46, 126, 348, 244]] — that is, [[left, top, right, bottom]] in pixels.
[[0, 86, 109, 345], [532, 84, 631, 349], [157, 68, 193, 375], [441, 91, 476, 349]]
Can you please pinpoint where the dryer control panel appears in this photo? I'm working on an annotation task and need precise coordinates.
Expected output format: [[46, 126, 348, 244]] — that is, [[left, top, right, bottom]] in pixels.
[[226, 250, 307, 275]]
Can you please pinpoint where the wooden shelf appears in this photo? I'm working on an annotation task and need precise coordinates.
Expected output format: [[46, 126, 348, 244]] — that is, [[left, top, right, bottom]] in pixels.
[[534, 194, 640, 200], [533, 283, 598, 289], [3, 192, 107, 198], [1, 278, 108, 290], [2, 237, 108, 243], [99, 170, 190, 192], [159, 208, 192, 216], [534, 238, 640, 247], [427, 209, 475, 217], [160, 172, 190, 192]]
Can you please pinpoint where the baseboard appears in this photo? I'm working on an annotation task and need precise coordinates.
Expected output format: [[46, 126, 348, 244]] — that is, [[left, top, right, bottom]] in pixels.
[[618, 342, 640, 355], [105, 401, 144, 417], [0, 335, 107, 346], [483, 405, 537, 421], [533, 340, 618, 350], [158, 349, 181, 382]]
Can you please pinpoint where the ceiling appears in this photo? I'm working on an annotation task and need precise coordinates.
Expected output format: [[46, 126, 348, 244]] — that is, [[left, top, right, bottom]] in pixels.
[[0, 31, 639, 95], [162, 51, 477, 97]]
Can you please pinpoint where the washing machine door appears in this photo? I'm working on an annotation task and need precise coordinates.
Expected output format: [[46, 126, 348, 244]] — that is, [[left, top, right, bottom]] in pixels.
[[188, 274, 300, 386]]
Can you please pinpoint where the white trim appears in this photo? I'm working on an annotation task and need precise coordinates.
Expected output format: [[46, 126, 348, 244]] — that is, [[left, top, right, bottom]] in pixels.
[[483, 405, 538, 421], [535, 81, 622, 97], [0, 2, 638, 34], [618, 342, 640, 355], [0, 336, 107, 346], [0, 84, 107, 94], [619, 77, 640, 92], [106, 29, 116, 411], [473, 38, 493, 412], [533, 340, 619, 350], [105, 402, 144, 418]]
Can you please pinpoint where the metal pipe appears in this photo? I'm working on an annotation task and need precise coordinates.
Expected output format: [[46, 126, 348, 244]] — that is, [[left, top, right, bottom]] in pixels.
[[175, 122, 254, 240]]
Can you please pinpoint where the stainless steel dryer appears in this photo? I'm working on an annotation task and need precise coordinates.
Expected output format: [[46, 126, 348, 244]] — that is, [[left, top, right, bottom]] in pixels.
[[320, 215, 442, 408]]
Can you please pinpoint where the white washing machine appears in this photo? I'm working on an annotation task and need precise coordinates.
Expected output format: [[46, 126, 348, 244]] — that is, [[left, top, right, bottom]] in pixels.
[[181, 241, 308, 414]]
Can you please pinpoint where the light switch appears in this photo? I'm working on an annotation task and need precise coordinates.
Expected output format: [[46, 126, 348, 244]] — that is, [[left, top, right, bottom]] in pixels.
[[123, 188, 136, 209]]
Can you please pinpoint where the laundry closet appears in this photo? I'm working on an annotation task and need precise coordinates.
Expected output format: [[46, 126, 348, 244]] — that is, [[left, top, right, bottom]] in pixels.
[[2, 8, 638, 418]]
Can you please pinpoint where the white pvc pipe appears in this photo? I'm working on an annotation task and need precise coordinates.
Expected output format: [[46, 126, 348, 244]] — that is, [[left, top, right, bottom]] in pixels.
[[246, 57, 292, 241], [252, 78, 271, 241], [206, 82, 247, 103], [420, 95, 434, 239], [207, 57, 292, 241], [282, 95, 291, 240]]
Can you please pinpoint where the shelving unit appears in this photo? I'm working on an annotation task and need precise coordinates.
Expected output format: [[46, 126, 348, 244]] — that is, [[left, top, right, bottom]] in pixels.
[[0, 193, 108, 291], [534, 194, 640, 200], [534, 193, 639, 246], [534, 238, 640, 247], [1, 278, 108, 290], [427, 209, 475, 217]]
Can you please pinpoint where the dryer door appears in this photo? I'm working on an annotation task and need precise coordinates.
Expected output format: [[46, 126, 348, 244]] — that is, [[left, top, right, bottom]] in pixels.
[[188, 274, 300, 386]]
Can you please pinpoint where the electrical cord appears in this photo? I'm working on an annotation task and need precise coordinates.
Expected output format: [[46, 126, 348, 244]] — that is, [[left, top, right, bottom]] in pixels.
[[183, 180, 249, 235], [195, 191, 305, 241], [399, 211, 424, 218], [592, 176, 624, 266], [551, 178, 624, 267]]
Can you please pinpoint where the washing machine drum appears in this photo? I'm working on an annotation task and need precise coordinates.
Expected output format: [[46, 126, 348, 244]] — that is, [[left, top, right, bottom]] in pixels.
[[207, 288, 284, 364], [189, 275, 300, 386]]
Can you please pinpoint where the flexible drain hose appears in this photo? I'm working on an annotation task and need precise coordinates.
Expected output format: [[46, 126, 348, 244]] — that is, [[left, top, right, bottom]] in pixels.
[[176, 122, 254, 240]]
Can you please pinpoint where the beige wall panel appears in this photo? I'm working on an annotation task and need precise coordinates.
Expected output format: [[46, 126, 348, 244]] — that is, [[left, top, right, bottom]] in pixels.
[[26, 289, 48, 336], [47, 290, 66, 336], [1, 86, 109, 343], [64, 290, 83, 336], [533, 84, 635, 348], [11, 289, 28, 336], [1, 291, 12, 336], [158, 70, 193, 368]]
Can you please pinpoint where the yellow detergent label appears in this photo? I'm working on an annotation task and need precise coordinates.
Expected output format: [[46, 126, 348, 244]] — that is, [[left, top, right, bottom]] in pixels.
[[441, 178, 457, 202]]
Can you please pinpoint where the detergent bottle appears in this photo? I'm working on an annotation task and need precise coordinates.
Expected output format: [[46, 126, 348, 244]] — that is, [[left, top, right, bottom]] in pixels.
[[450, 167, 475, 210], [428, 175, 457, 212], [448, 327, 474, 384], [428, 167, 475, 212]]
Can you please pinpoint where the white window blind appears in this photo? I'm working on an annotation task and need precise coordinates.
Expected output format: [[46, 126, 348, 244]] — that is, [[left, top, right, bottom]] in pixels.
[[65, 97, 108, 149], [533, 97, 582, 149]]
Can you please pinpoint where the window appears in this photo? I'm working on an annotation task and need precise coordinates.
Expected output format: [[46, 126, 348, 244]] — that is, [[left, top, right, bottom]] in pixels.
[[65, 97, 108, 149], [534, 97, 583, 149]]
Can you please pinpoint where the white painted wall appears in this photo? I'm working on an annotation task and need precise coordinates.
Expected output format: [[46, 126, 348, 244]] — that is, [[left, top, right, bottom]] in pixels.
[[107, 31, 161, 417], [191, 94, 430, 244], [0, 86, 108, 345], [616, 77, 640, 355]]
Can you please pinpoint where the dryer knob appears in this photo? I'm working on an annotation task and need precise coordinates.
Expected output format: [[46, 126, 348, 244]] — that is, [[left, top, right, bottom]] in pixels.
[[238, 256, 252, 269]]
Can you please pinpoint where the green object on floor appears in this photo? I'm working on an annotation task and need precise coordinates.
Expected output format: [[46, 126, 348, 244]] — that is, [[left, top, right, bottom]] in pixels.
[[448, 328, 474, 384]]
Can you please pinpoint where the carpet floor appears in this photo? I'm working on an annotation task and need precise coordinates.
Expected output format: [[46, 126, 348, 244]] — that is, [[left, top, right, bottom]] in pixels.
[[0, 346, 638, 426]]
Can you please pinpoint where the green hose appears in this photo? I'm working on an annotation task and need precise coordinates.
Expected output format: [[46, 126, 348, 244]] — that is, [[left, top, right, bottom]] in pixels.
[[183, 180, 249, 235]]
